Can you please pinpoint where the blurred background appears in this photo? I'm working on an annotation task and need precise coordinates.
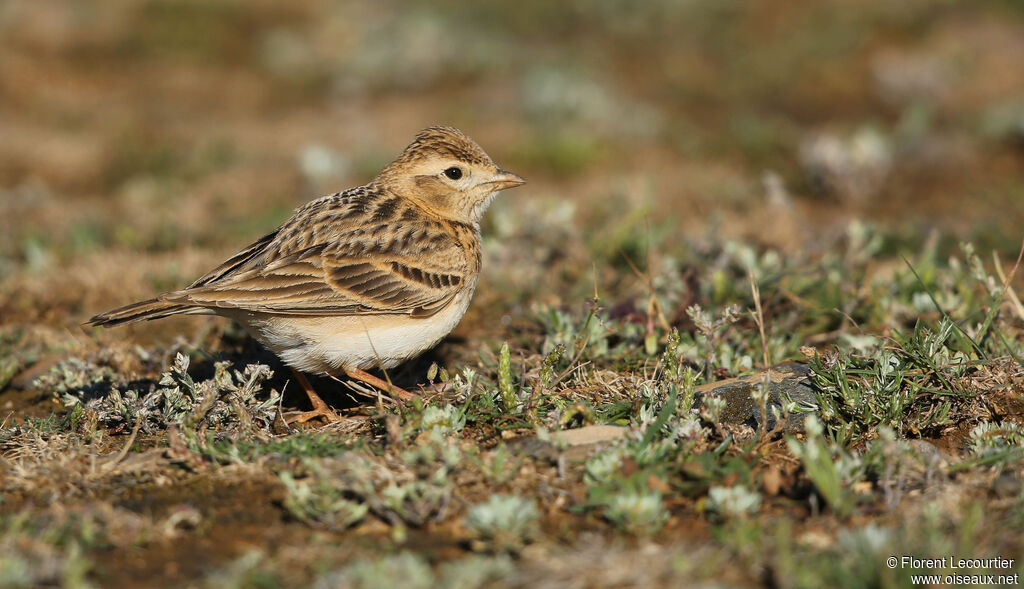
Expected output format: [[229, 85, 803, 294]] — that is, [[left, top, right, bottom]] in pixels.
[[2, 0, 1024, 336]]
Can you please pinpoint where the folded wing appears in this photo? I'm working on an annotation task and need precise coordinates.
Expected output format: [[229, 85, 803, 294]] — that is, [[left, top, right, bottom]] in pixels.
[[159, 246, 465, 317]]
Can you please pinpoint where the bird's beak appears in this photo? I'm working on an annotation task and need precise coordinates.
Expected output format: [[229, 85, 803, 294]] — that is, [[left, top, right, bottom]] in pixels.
[[483, 169, 526, 191]]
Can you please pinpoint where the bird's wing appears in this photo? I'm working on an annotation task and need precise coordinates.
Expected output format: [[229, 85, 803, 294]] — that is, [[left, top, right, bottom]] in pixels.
[[158, 213, 470, 318]]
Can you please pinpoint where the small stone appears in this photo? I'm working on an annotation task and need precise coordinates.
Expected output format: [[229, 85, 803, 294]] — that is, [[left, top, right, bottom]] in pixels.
[[509, 425, 632, 463], [552, 424, 630, 446], [992, 472, 1022, 499], [695, 362, 820, 432], [762, 466, 783, 496]]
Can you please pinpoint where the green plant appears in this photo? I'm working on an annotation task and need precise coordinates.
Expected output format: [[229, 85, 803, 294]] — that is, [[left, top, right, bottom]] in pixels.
[[464, 494, 539, 553]]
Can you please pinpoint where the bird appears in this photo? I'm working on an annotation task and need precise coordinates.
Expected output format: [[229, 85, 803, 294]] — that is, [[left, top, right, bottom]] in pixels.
[[88, 126, 525, 423]]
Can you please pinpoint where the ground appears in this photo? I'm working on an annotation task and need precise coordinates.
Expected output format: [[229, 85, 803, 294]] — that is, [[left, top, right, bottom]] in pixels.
[[2, 1, 1024, 587]]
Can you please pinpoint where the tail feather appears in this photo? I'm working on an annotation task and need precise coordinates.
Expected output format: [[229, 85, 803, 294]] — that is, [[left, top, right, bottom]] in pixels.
[[87, 298, 205, 327]]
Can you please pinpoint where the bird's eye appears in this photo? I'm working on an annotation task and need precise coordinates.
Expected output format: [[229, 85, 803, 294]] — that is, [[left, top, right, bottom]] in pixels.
[[443, 166, 463, 180]]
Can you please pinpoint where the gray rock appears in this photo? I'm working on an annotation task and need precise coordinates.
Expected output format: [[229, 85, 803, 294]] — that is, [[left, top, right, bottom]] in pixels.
[[695, 363, 819, 432]]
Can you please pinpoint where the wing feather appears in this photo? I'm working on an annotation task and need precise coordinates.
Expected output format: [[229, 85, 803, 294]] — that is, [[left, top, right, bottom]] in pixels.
[[158, 190, 470, 318]]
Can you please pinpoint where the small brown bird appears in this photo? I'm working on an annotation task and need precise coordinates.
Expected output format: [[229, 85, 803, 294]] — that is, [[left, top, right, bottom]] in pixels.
[[89, 126, 524, 422]]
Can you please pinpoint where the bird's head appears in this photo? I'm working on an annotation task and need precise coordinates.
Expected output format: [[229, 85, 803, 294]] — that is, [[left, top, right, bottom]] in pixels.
[[376, 126, 525, 224]]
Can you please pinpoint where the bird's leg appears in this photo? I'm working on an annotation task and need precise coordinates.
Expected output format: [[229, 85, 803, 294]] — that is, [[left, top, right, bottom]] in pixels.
[[285, 370, 342, 424], [343, 367, 418, 402]]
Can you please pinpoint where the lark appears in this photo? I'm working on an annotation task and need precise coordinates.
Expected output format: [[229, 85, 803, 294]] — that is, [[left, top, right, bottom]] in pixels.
[[89, 126, 525, 422]]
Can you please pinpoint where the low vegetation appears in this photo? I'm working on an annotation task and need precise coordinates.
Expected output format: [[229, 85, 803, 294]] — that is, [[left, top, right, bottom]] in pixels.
[[3, 0, 1024, 586]]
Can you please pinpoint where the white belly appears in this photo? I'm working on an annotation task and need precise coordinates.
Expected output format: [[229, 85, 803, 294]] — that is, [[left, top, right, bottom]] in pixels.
[[222, 290, 473, 374]]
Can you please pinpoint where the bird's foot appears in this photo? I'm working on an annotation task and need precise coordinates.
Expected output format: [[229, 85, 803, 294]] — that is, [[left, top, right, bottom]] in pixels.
[[286, 370, 342, 424], [285, 405, 342, 424], [344, 367, 418, 402]]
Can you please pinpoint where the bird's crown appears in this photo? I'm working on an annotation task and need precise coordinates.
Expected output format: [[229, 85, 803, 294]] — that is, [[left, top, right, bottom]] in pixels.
[[390, 126, 493, 169]]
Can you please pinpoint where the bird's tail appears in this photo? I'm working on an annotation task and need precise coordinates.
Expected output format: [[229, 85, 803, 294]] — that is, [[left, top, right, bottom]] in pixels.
[[87, 298, 200, 327]]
